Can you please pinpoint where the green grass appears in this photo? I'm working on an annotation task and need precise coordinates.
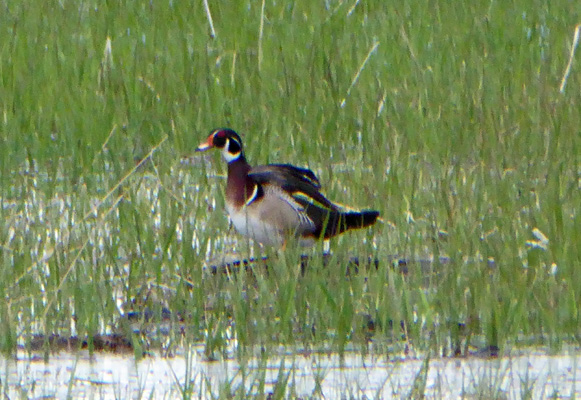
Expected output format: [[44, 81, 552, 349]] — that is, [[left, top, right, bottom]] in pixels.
[[0, 0, 580, 378]]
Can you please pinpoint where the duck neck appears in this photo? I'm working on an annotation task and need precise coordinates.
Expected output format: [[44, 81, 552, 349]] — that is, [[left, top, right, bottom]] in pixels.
[[226, 154, 254, 207]]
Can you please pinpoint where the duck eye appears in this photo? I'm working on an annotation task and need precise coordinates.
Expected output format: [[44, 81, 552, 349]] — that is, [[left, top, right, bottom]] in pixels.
[[213, 135, 227, 148]]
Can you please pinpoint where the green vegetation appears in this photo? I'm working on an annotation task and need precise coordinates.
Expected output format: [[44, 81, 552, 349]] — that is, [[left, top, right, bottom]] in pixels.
[[0, 0, 579, 376]]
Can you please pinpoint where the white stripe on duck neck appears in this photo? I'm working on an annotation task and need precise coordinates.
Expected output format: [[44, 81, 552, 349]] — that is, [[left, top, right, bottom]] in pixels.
[[221, 139, 242, 163]]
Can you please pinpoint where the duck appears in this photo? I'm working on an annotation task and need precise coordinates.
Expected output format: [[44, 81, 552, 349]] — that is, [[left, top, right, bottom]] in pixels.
[[196, 128, 379, 247]]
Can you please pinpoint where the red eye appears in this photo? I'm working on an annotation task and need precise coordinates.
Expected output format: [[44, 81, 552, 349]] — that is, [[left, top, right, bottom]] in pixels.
[[213, 134, 227, 148]]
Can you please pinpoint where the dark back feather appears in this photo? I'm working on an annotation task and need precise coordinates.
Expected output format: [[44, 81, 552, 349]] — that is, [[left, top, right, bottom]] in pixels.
[[293, 196, 379, 239], [249, 164, 338, 210]]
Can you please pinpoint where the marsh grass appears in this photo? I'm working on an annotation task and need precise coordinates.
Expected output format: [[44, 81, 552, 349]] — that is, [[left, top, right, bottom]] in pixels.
[[0, 0, 580, 393]]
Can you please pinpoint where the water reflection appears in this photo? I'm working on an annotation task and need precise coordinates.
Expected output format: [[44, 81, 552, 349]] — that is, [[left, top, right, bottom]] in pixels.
[[3, 347, 580, 398]]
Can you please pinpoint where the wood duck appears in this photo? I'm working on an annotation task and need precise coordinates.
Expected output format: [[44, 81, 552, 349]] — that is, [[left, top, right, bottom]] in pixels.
[[196, 128, 379, 247]]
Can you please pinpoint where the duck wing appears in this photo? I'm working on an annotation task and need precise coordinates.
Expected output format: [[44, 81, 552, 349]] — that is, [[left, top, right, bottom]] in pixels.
[[249, 164, 338, 210]]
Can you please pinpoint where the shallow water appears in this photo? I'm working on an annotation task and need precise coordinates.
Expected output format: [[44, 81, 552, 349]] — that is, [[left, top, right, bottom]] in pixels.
[[2, 346, 580, 399]]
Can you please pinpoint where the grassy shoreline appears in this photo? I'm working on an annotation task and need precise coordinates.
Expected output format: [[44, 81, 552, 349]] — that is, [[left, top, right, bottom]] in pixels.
[[1, 0, 580, 372]]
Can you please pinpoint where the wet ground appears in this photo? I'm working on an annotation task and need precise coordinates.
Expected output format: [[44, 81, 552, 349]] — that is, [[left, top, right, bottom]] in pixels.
[[3, 346, 580, 399]]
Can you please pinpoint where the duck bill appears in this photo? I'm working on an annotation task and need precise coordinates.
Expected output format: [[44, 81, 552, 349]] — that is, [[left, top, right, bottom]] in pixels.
[[196, 137, 213, 152]]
